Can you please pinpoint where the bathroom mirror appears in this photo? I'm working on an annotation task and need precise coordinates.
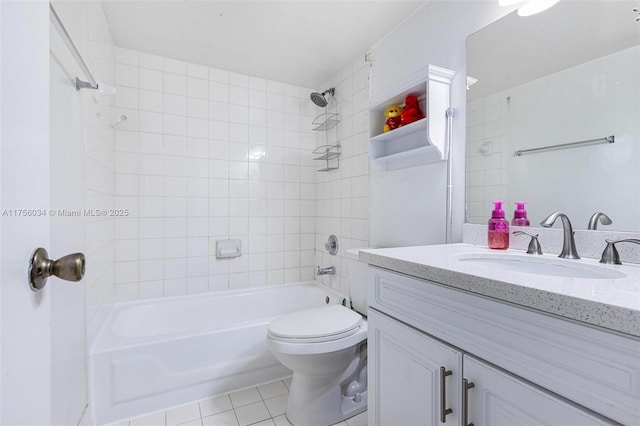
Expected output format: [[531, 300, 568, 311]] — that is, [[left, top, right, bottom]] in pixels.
[[465, 0, 640, 232]]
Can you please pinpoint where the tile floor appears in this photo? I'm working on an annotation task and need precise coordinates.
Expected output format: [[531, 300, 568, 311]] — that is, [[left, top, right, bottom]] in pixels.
[[114, 378, 367, 426]]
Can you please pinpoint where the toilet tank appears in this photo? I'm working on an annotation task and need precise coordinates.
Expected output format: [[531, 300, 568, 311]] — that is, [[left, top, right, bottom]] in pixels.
[[345, 248, 368, 315]]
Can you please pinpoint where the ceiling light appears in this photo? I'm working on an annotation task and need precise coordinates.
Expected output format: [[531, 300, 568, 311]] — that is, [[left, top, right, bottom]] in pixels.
[[517, 0, 561, 16]]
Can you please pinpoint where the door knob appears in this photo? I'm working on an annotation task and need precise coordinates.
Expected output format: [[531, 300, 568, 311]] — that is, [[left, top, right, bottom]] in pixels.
[[28, 247, 86, 291]]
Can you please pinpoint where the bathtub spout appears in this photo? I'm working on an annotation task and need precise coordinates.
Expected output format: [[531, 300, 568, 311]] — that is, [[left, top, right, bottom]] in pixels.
[[317, 266, 335, 276]]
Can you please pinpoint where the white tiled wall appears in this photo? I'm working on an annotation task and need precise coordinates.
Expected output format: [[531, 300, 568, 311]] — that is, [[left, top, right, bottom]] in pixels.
[[85, 95, 116, 327], [76, 2, 116, 331], [112, 48, 318, 301], [465, 91, 507, 224], [314, 58, 370, 297]]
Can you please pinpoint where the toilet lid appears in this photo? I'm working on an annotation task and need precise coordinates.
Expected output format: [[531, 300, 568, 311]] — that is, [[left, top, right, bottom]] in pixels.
[[268, 305, 363, 340]]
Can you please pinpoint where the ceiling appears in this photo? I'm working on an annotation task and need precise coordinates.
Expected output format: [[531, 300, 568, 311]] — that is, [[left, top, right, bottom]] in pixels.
[[101, 0, 427, 89]]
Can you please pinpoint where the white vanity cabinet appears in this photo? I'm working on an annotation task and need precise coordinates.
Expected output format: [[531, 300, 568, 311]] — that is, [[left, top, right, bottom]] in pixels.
[[463, 355, 610, 426], [368, 309, 462, 426], [367, 266, 640, 426]]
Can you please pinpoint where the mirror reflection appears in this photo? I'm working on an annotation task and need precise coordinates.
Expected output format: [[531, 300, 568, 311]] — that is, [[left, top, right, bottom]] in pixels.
[[465, 1, 640, 231]]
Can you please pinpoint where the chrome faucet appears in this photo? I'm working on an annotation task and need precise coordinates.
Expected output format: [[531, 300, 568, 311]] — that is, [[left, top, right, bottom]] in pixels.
[[540, 212, 580, 259], [587, 212, 612, 230], [317, 266, 335, 276]]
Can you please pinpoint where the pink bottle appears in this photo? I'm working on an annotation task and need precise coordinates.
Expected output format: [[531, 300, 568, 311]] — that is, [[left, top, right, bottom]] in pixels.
[[488, 201, 509, 250], [512, 202, 530, 226]]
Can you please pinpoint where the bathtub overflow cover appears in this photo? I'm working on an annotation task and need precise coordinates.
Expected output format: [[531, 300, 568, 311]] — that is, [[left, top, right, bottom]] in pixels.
[[325, 296, 330, 304]]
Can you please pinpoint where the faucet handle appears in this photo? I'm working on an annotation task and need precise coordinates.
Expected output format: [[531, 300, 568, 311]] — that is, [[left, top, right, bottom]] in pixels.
[[599, 238, 640, 265], [324, 235, 339, 256], [513, 231, 543, 255], [588, 212, 612, 230]]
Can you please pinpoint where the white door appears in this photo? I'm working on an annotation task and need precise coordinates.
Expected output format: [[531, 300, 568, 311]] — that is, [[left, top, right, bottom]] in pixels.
[[463, 355, 613, 426], [1, 2, 87, 424], [368, 309, 462, 426]]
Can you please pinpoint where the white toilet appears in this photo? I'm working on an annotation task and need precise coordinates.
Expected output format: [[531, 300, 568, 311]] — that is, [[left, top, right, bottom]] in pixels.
[[267, 248, 368, 426]]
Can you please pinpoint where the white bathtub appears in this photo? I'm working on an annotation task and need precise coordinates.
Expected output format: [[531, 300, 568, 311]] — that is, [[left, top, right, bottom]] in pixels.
[[90, 282, 345, 425]]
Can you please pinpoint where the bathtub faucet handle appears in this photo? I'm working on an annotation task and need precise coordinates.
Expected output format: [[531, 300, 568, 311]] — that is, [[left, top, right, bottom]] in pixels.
[[324, 235, 339, 256]]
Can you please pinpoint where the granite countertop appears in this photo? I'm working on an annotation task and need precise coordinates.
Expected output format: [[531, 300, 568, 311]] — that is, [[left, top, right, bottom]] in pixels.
[[360, 243, 640, 338]]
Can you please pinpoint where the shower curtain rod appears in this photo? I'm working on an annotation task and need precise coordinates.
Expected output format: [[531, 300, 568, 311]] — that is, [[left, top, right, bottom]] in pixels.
[[50, 3, 99, 91]]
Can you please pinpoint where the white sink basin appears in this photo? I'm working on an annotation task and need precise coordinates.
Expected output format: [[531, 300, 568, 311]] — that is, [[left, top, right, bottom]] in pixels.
[[456, 253, 626, 279]]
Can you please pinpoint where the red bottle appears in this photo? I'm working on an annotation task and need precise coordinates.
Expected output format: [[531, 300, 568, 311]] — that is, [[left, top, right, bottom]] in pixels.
[[488, 201, 509, 249]]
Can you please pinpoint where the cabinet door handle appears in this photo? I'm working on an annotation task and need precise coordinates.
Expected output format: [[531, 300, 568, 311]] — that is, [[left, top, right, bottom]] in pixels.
[[439, 367, 453, 423], [462, 378, 475, 426]]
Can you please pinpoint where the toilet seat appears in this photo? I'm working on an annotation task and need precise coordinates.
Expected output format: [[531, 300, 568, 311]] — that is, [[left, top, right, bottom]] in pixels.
[[267, 305, 367, 355], [268, 304, 362, 342]]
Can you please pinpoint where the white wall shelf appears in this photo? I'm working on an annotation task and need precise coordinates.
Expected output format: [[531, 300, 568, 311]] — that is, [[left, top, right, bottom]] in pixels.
[[370, 144, 443, 171], [368, 64, 455, 171], [370, 116, 426, 145]]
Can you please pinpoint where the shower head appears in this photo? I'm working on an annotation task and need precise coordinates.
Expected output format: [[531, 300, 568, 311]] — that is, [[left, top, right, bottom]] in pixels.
[[310, 88, 335, 107]]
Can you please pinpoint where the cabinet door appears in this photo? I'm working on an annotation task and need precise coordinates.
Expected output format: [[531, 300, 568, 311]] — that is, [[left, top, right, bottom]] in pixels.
[[368, 309, 462, 426], [463, 355, 613, 426]]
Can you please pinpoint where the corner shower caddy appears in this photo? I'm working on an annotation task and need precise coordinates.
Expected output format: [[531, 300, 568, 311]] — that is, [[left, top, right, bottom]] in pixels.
[[367, 64, 456, 171], [312, 104, 341, 171]]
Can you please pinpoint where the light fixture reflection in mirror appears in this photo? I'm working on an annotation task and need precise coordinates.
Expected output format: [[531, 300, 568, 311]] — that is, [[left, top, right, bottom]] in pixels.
[[466, 1, 640, 232], [498, 0, 523, 6], [498, 0, 561, 16]]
